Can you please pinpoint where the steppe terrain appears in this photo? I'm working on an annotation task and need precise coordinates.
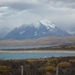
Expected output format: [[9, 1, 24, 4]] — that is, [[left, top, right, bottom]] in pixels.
[[0, 36, 75, 46]]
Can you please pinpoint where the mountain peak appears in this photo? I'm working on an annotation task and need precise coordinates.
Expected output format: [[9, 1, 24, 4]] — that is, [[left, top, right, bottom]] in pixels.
[[32, 19, 56, 29], [32, 21, 40, 28], [40, 19, 51, 24], [40, 19, 56, 28]]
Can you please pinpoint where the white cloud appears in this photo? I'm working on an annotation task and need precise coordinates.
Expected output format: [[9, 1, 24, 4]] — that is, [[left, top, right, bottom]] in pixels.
[[0, 0, 75, 31]]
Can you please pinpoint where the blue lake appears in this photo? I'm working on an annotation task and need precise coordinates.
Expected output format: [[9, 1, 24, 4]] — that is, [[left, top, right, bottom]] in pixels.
[[0, 52, 75, 60]]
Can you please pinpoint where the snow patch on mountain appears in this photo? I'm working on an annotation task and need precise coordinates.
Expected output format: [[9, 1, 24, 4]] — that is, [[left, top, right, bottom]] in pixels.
[[40, 19, 56, 29], [34, 31, 37, 35], [20, 31, 25, 34], [32, 22, 40, 28], [30, 19, 56, 29], [42, 32, 46, 34]]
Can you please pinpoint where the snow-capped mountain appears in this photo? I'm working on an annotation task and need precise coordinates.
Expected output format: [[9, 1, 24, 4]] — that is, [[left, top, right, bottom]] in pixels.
[[3, 19, 71, 40]]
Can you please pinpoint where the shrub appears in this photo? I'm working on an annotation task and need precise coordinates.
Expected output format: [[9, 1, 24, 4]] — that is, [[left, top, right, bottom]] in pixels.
[[44, 72, 51, 75], [45, 66, 56, 73], [0, 65, 11, 75], [58, 62, 71, 68]]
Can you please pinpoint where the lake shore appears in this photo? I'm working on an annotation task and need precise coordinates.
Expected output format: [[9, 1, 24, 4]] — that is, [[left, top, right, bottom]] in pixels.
[[0, 49, 75, 53]]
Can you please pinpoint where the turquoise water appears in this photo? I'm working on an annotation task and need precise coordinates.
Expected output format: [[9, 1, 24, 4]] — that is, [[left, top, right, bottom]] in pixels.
[[0, 52, 75, 60]]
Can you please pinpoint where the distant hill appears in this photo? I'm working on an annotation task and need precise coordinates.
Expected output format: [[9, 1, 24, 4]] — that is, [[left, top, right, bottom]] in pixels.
[[0, 36, 75, 46], [0, 27, 11, 39]]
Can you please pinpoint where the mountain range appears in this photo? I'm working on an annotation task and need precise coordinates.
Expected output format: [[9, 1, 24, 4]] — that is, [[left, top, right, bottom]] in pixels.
[[2, 19, 71, 40]]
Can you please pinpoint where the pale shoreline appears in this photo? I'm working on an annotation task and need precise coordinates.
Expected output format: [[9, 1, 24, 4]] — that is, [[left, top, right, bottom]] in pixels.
[[0, 50, 75, 53]]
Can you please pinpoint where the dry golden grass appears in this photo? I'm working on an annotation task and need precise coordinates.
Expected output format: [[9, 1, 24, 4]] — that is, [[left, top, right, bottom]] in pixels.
[[0, 36, 75, 46]]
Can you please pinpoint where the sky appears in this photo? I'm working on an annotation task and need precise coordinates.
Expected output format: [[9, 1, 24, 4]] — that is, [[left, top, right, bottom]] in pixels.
[[0, 0, 75, 31]]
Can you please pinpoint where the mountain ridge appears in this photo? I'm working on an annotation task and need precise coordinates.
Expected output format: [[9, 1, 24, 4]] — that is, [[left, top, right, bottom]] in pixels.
[[2, 19, 71, 40]]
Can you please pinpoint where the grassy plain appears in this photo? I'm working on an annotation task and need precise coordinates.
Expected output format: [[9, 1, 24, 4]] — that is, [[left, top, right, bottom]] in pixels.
[[0, 36, 75, 46]]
